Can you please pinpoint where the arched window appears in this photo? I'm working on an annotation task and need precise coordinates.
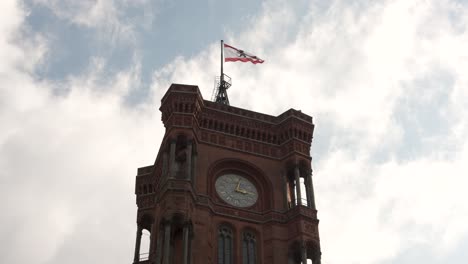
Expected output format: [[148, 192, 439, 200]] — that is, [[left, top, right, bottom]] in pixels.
[[242, 231, 256, 264], [139, 228, 151, 261], [218, 225, 233, 264]]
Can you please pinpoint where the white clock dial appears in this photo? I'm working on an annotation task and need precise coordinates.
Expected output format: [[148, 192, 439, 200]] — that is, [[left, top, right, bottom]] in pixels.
[[215, 174, 258, 207]]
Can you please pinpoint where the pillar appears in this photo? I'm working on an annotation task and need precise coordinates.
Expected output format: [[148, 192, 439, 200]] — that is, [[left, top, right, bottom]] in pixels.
[[313, 257, 321, 264], [282, 172, 289, 209], [149, 222, 155, 257], [312, 252, 322, 264], [169, 140, 176, 178], [133, 226, 143, 263], [182, 224, 190, 264], [304, 176, 311, 208], [155, 225, 163, 264], [301, 241, 308, 264], [306, 170, 316, 210], [294, 166, 302, 206], [186, 141, 193, 180], [290, 178, 296, 207], [163, 222, 172, 264], [188, 230, 193, 264]]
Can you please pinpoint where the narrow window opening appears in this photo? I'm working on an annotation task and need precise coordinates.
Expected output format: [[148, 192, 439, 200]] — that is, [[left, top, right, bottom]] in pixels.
[[218, 226, 233, 264], [242, 231, 256, 264], [139, 229, 151, 261]]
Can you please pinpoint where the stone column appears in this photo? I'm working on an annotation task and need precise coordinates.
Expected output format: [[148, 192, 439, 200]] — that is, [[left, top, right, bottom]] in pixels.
[[290, 178, 296, 207], [307, 171, 316, 210], [186, 141, 193, 180], [294, 166, 302, 206], [133, 226, 143, 263], [182, 224, 190, 264], [304, 176, 311, 208], [312, 255, 322, 264], [149, 222, 155, 257], [163, 222, 172, 264], [169, 139, 176, 179], [188, 230, 193, 264], [301, 242, 308, 264], [282, 172, 289, 209], [155, 225, 163, 264]]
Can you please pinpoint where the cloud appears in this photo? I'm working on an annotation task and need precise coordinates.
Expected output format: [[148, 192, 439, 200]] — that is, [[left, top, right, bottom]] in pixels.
[[29, 0, 154, 45], [0, 52, 161, 263], [149, 0, 468, 263], [2, 0, 468, 264], [0, 1, 161, 263]]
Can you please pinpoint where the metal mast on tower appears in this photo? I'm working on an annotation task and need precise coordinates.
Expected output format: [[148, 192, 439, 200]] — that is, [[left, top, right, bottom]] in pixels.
[[212, 40, 232, 105]]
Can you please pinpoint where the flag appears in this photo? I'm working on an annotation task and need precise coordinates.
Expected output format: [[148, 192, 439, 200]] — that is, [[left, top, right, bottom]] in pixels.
[[224, 43, 264, 64]]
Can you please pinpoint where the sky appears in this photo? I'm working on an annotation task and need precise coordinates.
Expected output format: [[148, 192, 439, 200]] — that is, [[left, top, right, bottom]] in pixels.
[[1, 0, 468, 263]]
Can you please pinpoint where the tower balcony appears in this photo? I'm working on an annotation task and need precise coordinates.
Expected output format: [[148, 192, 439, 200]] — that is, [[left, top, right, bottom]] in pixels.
[[286, 204, 318, 220]]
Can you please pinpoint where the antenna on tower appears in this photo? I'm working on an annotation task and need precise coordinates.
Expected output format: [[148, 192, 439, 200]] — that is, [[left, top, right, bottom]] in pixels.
[[212, 40, 232, 105]]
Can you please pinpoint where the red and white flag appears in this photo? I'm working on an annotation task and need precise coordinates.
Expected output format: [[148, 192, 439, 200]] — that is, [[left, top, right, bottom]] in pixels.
[[224, 43, 264, 64]]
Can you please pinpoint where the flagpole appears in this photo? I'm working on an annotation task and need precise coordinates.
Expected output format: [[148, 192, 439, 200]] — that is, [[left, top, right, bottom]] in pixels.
[[220, 40, 224, 85], [215, 39, 230, 105]]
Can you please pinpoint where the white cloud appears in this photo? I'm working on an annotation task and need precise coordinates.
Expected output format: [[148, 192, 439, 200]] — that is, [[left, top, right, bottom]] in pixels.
[[150, 0, 468, 263], [0, 1, 161, 263], [2, 0, 468, 264], [0, 56, 161, 262], [29, 0, 154, 45]]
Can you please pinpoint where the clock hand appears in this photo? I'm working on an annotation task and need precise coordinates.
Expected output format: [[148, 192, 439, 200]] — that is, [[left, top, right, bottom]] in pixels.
[[235, 179, 241, 191], [235, 179, 254, 195], [237, 189, 254, 195]]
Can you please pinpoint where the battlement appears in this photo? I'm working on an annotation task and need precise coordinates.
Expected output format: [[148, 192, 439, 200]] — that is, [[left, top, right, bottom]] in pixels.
[[159, 83, 314, 152]]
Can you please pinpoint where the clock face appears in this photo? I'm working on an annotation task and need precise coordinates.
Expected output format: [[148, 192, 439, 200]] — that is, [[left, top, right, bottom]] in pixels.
[[215, 174, 258, 207]]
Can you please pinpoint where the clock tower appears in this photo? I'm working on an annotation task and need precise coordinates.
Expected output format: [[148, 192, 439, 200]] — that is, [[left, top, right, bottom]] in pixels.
[[132, 84, 321, 264]]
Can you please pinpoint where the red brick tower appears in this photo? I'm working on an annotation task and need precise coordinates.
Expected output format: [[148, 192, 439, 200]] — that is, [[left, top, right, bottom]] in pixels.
[[132, 84, 321, 264]]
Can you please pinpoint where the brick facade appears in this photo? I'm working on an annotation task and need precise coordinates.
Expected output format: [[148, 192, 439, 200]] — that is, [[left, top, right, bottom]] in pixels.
[[132, 84, 321, 264]]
